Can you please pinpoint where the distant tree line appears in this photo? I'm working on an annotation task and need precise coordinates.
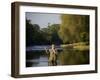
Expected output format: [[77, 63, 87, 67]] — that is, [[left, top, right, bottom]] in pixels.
[[26, 14, 89, 46], [26, 20, 62, 46]]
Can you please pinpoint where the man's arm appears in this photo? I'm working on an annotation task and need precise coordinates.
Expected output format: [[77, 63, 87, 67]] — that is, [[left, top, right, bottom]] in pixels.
[[53, 49, 57, 54], [45, 47, 49, 54]]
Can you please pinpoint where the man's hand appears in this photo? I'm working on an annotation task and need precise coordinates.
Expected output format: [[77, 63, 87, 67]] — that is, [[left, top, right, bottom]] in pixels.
[[45, 47, 48, 54]]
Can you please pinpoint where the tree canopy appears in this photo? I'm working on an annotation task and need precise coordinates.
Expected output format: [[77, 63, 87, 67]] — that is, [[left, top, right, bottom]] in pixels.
[[58, 14, 89, 44], [26, 14, 89, 46]]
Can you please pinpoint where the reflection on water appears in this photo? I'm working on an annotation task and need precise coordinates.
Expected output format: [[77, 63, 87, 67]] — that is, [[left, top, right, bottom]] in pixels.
[[26, 47, 89, 67], [58, 49, 89, 65]]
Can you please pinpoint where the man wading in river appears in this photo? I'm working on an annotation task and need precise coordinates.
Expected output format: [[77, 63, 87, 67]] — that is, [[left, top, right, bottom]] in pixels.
[[45, 44, 58, 66]]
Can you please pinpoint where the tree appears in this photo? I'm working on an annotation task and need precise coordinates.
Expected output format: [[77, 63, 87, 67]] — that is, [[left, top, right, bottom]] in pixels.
[[58, 14, 89, 44], [26, 19, 61, 46], [26, 19, 43, 46], [26, 19, 34, 46], [41, 24, 62, 44]]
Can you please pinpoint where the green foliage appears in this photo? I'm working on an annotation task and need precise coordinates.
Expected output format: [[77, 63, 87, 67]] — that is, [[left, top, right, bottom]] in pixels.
[[26, 19, 62, 46], [26, 14, 89, 46], [48, 24, 62, 44], [80, 32, 89, 42], [41, 24, 62, 44], [26, 19, 46, 46], [58, 14, 89, 43]]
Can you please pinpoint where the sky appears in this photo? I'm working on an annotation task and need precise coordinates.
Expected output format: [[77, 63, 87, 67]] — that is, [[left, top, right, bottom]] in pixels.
[[26, 12, 61, 28]]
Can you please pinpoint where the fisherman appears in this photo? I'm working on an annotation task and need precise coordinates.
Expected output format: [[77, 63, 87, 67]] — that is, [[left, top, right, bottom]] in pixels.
[[45, 44, 58, 66]]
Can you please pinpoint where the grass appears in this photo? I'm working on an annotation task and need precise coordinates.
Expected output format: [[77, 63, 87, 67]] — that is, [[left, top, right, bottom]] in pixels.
[[60, 42, 89, 51], [73, 45, 89, 50]]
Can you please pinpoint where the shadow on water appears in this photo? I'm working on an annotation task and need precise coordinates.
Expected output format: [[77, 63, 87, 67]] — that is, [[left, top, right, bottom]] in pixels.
[[26, 48, 89, 67]]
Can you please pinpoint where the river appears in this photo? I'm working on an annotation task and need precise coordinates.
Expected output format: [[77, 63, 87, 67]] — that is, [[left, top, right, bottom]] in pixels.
[[26, 45, 89, 67]]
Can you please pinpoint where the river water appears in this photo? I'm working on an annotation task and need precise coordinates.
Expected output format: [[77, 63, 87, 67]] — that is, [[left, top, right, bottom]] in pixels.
[[26, 45, 89, 67]]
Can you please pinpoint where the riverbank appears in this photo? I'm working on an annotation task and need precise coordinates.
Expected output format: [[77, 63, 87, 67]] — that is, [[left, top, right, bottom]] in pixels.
[[60, 42, 89, 50]]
